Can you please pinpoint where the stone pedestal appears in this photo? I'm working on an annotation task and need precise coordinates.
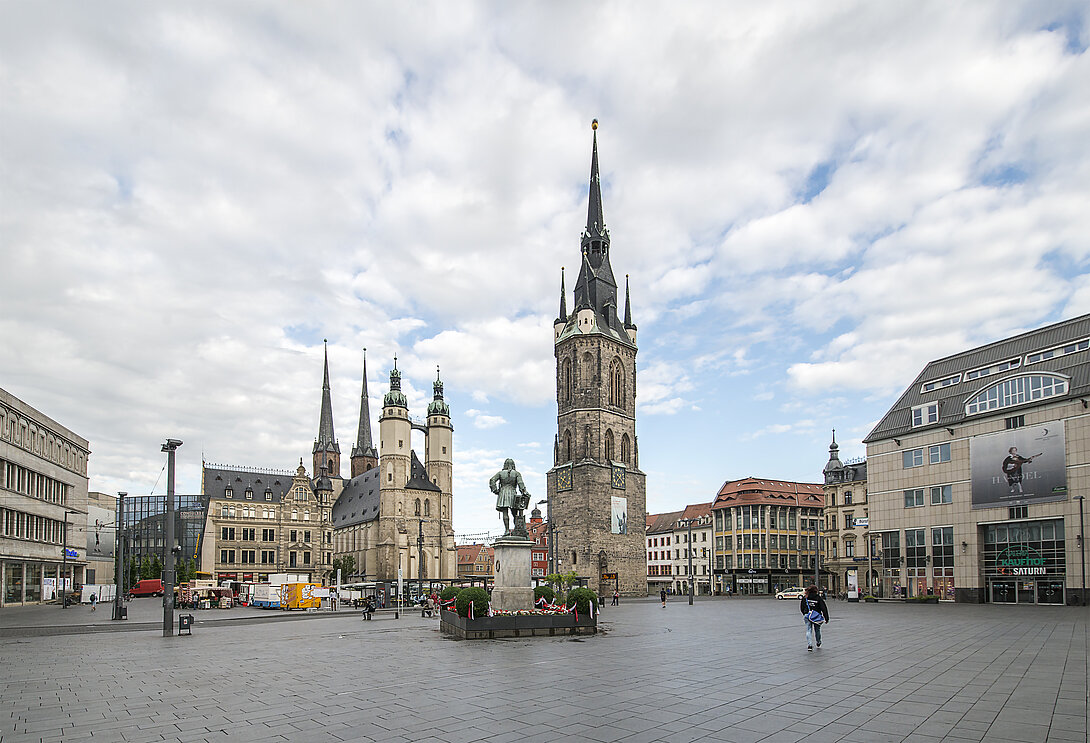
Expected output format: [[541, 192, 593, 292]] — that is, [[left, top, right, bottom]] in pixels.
[[491, 536, 535, 611]]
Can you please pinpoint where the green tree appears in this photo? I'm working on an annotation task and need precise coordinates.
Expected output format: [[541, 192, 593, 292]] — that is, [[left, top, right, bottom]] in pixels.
[[545, 570, 580, 592], [329, 555, 357, 582]]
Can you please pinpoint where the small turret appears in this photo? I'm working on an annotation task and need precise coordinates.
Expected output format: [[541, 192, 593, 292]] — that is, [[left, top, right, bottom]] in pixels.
[[823, 429, 844, 484], [383, 356, 408, 409], [427, 366, 450, 417]]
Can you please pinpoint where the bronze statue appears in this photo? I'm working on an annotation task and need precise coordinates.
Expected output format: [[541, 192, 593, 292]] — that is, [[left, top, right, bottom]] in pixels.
[[490, 458, 531, 537]]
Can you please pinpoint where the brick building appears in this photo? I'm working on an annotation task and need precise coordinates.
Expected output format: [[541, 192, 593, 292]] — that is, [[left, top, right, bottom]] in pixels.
[[546, 122, 647, 596]]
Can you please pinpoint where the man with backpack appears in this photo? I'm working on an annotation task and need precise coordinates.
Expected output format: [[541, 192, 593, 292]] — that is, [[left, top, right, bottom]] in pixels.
[[800, 585, 830, 651]]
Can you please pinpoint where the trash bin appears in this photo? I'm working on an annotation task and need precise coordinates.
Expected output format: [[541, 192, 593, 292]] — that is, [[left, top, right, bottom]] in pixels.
[[179, 614, 194, 635]]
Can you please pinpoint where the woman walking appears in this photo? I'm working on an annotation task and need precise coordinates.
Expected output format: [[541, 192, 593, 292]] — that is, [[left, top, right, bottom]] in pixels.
[[799, 585, 829, 651]]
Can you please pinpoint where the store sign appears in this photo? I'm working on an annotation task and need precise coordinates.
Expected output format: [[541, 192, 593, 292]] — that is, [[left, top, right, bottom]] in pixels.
[[64, 547, 78, 558], [854, 517, 868, 529], [600, 572, 618, 581], [997, 546, 1047, 576]]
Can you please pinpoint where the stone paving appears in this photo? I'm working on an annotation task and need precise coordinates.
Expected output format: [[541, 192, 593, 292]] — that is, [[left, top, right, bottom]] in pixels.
[[0, 597, 1086, 743]]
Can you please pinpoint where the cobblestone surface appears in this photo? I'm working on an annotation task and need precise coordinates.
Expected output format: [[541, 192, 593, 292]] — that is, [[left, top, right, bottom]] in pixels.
[[1, 598, 1086, 743]]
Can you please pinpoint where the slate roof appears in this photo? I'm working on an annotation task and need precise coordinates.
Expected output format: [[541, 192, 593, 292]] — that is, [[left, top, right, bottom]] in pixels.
[[712, 477, 825, 508], [865, 313, 1090, 443], [332, 467, 380, 528], [406, 450, 441, 492], [646, 510, 684, 535], [203, 465, 295, 502]]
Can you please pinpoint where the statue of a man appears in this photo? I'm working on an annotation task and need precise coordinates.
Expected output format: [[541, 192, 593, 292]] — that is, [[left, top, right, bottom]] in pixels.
[[490, 458, 531, 537]]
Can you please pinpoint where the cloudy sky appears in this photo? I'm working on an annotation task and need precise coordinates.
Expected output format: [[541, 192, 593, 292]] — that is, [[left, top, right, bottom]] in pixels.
[[3, 2, 1088, 539]]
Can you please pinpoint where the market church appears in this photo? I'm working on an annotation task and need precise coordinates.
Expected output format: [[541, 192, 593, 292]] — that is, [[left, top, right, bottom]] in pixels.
[[201, 347, 456, 585]]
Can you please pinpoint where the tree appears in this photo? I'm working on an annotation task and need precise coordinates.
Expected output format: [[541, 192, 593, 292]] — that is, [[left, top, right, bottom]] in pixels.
[[330, 555, 357, 582], [545, 569, 580, 592]]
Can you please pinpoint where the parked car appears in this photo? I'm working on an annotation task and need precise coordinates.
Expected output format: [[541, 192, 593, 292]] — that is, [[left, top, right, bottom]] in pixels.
[[130, 579, 164, 597], [776, 587, 806, 600]]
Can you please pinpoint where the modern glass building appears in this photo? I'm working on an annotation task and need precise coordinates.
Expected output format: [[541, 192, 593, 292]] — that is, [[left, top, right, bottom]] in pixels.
[[120, 494, 208, 582]]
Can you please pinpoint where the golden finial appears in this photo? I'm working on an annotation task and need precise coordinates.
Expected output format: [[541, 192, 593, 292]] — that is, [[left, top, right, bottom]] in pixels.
[[592, 119, 598, 130]]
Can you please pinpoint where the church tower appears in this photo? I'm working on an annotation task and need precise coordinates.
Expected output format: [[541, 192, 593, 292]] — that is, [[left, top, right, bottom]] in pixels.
[[425, 367, 456, 579], [547, 120, 647, 596], [313, 340, 341, 479], [350, 350, 379, 477]]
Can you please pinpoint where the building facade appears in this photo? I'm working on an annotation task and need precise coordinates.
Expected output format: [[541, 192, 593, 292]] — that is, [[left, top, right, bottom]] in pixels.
[[86, 491, 117, 586], [201, 463, 331, 584], [332, 359, 456, 584], [711, 478, 826, 595], [821, 436, 871, 597], [527, 507, 549, 578], [645, 511, 679, 594], [865, 314, 1090, 605], [546, 122, 647, 596], [121, 493, 208, 585], [1, 387, 89, 606], [456, 543, 493, 582]]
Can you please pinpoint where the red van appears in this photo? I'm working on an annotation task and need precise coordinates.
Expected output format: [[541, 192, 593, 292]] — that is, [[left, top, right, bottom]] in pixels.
[[130, 579, 164, 597]]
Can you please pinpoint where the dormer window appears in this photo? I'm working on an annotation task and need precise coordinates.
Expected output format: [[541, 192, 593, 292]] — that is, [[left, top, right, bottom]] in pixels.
[[225, 488, 233, 499], [965, 373, 1068, 415]]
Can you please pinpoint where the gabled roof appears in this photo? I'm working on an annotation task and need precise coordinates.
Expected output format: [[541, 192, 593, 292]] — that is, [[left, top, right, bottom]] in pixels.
[[202, 464, 295, 502], [712, 477, 825, 508], [865, 313, 1090, 443], [679, 502, 712, 522], [457, 543, 484, 564], [646, 510, 684, 535], [405, 450, 441, 492], [331, 467, 380, 528]]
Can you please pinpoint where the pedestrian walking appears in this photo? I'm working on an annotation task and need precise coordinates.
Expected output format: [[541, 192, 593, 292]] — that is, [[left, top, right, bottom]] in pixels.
[[612, 589, 619, 607], [89, 592, 97, 611], [800, 585, 830, 651], [660, 587, 667, 608]]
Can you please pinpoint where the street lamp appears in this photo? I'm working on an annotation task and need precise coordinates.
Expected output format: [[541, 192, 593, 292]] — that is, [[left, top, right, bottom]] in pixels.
[[678, 518, 699, 605], [113, 492, 127, 620], [60, 509, 79, 608], [161, 438, 182, 637], [1076, 495, 1086, 607], [537, 499, 553, 576]]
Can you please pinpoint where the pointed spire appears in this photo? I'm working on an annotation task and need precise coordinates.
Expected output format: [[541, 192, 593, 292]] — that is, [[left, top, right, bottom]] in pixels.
[[384, 355, 408, 408], [314, 340, 340, 477], [559, 267, 568, 322], [623, 274, 634, 328], [316, 340, 336, 448], [824, 428, 843, 479], [351, 349, 377, 466], [586, 119, 605, 235], [428, 364, 450, 417]]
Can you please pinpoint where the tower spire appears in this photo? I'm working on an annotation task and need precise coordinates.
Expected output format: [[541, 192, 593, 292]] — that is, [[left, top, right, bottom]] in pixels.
[[823, 428, 843, 482], [623, 274, 633, 328], [559, 267, 567, 322], [313, 339, 341, 478], [350, 348, 378, 476], [586, 119, 604, 236]]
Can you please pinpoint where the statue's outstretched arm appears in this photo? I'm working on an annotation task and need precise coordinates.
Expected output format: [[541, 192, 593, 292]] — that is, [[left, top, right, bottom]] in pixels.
[[517, 473, 529, 496], [489, 472, 501, 494]]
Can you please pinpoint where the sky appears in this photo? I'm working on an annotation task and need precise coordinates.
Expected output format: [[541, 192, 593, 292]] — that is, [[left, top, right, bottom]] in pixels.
[[2, 2, 1089, 540]]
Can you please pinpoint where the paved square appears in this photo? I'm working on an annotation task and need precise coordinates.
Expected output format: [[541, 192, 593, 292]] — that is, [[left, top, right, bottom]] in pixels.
[[1, 598, 1086, 743]]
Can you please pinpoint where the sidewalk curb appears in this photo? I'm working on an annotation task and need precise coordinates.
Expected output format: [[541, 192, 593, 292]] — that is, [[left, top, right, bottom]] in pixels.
[[0, 609, 369, 638]]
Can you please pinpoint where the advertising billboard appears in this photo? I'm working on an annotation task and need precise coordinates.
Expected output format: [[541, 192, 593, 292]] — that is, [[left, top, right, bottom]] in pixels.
[[611, 496, 628, 534], [970, 421, 1067, 509]]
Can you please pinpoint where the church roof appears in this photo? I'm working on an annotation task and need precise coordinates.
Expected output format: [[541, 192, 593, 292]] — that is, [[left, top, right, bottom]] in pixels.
[[332, 467, 380, 528], [406, 450, 441, 492]]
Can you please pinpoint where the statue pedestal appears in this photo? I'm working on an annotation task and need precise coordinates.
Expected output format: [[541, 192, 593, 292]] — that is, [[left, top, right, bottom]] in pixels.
[[491, 536, 536, 611]]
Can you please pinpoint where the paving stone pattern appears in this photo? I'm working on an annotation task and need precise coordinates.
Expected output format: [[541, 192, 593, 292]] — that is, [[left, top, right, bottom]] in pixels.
[[1, 599, 1086, 743]]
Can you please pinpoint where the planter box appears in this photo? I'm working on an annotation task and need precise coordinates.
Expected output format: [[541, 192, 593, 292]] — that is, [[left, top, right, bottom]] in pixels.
[[904, 597, 939, 604], [441, 610, 597, 640], [864, 598, 879, 603]]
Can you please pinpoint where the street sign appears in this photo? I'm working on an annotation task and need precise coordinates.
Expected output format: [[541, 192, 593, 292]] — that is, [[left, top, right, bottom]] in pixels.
[[854, 517, 869, 528], [600, 572, 618, 580]]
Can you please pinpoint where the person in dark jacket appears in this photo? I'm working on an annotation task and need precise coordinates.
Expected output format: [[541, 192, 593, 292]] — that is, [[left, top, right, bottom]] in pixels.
[[800, 585, 830, 651]]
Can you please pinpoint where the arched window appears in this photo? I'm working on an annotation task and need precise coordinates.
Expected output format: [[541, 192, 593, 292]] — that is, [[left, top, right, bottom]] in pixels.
[[621, 433, 630, 465], [562, 358, 572, 403], [563, 430, 572, 462], [424, 499, 431, 517], [604, 430, 615, 462], [292, 509, 298, 520], [414, 499, 421, 516], [582, 352, 595, 385], [965, 374, 1068, 415], [304, 511, 310, 521], [609, 358, 624, 409]]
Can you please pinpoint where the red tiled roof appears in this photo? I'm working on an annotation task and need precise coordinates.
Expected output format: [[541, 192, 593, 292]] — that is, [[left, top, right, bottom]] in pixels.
[[712, 477, 824, 508]]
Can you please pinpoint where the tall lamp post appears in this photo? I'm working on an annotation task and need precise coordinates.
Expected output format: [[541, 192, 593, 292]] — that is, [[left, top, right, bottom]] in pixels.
[[537, 499, 553, 575], [161, 439, 182, 637], [678, 517, 698, 605], [1076, 495, 1086, 607], [60, 509, 78, 608], [113, 492, 127, 620]]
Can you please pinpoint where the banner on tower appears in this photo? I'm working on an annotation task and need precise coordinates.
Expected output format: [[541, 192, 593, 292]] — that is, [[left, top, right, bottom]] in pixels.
[[611, 496, 628, 534]]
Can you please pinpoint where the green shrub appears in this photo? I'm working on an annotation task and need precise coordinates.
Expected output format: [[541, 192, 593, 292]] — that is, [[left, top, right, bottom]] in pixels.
[[456, 587, 489, 618], [439, 586, 460, 602], [566, 587, 598, 615], [533, 585, 555, 604]]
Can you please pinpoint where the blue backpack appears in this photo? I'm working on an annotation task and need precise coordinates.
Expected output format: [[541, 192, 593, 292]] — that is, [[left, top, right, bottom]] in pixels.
[[805, 599, 825, 624]]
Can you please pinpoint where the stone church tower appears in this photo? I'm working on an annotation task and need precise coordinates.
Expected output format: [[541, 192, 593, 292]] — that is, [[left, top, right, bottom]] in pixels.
[[546, 121, 647, 596], [313, 341, 341, 479]]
